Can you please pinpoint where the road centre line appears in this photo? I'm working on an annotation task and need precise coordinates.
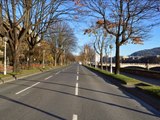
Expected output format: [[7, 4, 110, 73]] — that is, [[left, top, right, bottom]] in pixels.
[[76, 82, 78, 88], [72, 114, 78, 120], [16, 82, 40, 95], [75, 87, 78, 95], [45, 76, 52, 80], [75, 82, 79, 96], [76, 76, 79, 81]]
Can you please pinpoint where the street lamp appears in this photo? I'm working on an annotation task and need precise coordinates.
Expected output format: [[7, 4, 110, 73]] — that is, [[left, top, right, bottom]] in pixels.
[[94, 51, 97, 68], [105, 44, 109, 71], [42, 50, 45, 69], [109, 45, 113, 73], [3, 37, 8, 75]]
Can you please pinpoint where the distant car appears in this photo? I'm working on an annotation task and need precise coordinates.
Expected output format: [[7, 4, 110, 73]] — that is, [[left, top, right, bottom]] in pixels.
[[79, 62, 82, 65]]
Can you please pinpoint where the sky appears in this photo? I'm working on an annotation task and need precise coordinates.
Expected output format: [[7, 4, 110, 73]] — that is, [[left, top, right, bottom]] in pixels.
[[70, 21, 160, 57], [120, 27, 160, 56], [67, 1, 160, 57]]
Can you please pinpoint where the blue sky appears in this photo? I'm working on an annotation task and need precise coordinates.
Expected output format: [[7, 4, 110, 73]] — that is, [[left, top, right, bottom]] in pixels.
[[70, 21, 160, 57], [119, 27, 160, 56], [67, 1, 160, 57]]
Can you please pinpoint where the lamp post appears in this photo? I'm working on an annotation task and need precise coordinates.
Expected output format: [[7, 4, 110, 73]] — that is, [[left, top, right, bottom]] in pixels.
[[3, 37, 8, 75], [42, 50, 45, 69], [27, 57, 29, 69], [105, 44, 109, 71], [94, 51, 97, 68], [109, 45, 113, 73]]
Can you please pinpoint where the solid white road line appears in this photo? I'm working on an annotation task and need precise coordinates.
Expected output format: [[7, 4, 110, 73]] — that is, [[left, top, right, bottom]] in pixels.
[[76, 76, 79, 81], [45, 76, 52, 80], [77, 71, 79, 74], [16, 82, 40, 95], [75, 82, 79, 96], [72, 114, 78, 120]]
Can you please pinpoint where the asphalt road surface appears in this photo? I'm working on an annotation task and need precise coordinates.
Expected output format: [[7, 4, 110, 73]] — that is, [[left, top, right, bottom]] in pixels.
[[0, 63, 159, 120]]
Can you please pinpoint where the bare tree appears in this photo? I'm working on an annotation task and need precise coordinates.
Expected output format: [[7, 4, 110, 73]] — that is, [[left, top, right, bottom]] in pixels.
[[83, 44, 95, 66], [81, 0, 158, 74], [25, 0, 79, 68], [47, 21, 77, 66], [85, 28, 107, 69], [0, 0, 34, 72], [65, 52, 76, 64], [0, 0, 79, 72]]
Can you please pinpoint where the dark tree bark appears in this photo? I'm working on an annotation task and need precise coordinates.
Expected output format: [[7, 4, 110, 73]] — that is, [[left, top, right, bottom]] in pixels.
[[115, 39, 120, 74]]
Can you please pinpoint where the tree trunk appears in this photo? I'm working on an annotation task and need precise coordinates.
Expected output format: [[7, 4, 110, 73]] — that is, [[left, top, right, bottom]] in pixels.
[[57, 54, 60, 65], [115, 43, 120, 74], [54, 53, 57, 66], [60, 55, 63, 66], [12, 50, 20, 72], [28, 47, 34, 69]]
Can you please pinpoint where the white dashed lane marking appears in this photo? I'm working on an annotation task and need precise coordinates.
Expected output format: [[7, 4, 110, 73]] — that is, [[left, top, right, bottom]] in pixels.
[[16, 82, 40, 95], [72, 114, 78, 120], [45, 76, 52, 80], [75, 82, 79, 96], [77, 76, 79, 81]]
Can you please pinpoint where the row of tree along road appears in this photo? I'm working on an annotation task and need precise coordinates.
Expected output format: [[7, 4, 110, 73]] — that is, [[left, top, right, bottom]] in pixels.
[[0, 0, 160, 75], [0, 0, 79, 73]]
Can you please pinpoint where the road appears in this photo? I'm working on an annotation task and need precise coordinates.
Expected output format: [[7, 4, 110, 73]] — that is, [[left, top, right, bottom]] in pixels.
[[0, 63, 159, 120]]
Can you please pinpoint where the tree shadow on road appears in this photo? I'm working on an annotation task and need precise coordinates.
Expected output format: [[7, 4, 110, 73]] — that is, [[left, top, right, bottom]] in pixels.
[[7, 80, 131, 99], [3, 82, 160, 118], [34, 86, 159, 118], [0, 95, 66, 120]]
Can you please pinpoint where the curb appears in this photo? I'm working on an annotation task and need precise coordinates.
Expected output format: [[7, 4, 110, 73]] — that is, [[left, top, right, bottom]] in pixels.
[[0, 66, 65, 85], [0, 71, 45, 85]]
